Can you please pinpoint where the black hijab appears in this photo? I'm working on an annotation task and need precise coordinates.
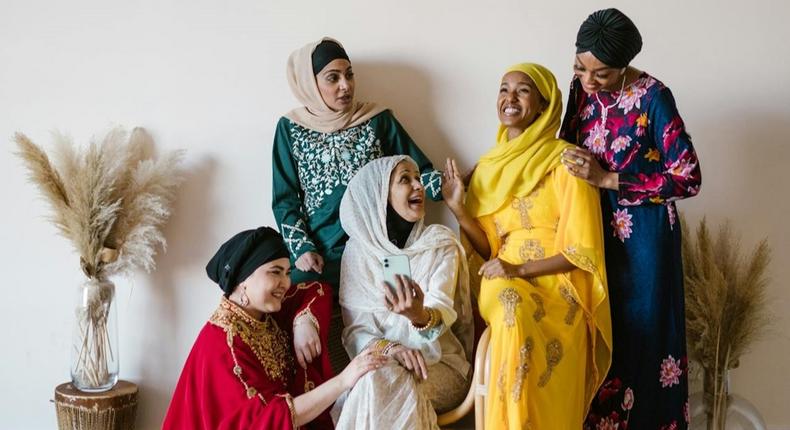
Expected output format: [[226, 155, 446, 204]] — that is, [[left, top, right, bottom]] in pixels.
[[576, 8, 643, 68], [206, 227, 289, 295]]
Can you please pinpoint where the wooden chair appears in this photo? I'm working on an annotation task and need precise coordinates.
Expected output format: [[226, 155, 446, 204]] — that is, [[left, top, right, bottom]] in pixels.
[[437, 326, 491, 428]]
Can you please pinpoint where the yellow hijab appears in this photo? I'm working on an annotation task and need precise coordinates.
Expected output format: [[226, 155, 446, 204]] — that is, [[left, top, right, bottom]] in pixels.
[[467, 63, 572, 218], [284, 37, 387, 133]]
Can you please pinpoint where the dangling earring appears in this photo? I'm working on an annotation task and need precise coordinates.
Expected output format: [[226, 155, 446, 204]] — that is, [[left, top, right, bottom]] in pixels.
[[240, 285, 250, 307]]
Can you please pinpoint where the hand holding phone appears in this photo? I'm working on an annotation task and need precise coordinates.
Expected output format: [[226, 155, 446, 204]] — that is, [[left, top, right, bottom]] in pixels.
[[382, 255, 411, 290]]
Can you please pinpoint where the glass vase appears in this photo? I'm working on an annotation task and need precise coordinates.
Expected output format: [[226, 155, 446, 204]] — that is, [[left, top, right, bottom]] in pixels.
[[70, 277, 119, 392]]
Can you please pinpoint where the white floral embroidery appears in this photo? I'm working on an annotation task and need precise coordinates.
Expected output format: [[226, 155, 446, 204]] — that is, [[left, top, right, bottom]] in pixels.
[[282, 219, 315, 256], [421, 170, 442, 200], [289, 120, 382, 216]]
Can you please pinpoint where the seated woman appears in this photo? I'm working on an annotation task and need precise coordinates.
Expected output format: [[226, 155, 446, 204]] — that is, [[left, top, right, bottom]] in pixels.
[[163, 227, 386, 429], [333, 156, 473, 429], [442, 63, 612, 429]]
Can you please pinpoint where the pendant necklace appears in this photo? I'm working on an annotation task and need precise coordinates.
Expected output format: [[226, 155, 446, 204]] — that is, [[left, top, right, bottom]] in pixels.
[[595, 73, 627, 127]]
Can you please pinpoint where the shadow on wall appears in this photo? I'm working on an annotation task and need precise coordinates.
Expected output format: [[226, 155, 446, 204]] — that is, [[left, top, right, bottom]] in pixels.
[[134, 154, 218, 427], [353, 61, 452, 226]]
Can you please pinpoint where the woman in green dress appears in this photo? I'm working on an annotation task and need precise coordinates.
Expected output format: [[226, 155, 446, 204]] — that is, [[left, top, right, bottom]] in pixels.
[[271, 37, 442, 381]]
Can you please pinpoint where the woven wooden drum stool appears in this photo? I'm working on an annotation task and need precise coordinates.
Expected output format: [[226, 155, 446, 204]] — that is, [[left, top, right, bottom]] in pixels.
[[54, 380, 138, 430]]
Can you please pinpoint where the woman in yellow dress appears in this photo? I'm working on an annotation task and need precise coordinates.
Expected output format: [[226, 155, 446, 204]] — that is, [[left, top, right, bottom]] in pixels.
[[442, 63, 612, 429]]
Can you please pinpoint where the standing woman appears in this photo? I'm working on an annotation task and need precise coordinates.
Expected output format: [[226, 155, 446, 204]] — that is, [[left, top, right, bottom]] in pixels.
[[560, 9, 702, 430], [272, 37, 442, 375]]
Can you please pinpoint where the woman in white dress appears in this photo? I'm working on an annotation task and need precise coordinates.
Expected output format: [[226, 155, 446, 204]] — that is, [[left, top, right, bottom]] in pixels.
[[333, 155, 473, 429]]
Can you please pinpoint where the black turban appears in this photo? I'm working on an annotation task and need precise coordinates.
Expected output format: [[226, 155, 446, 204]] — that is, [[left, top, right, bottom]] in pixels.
[[576, 8, 642, 68], [206, 227, 290, 295], [311, 39, 350, 75]]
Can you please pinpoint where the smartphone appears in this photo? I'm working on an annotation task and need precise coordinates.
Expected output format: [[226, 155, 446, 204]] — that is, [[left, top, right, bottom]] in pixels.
[[381, 255, 411, 291]]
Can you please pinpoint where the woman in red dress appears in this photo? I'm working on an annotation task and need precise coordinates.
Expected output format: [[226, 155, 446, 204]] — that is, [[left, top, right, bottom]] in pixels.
[[163, 227, 385, 429]]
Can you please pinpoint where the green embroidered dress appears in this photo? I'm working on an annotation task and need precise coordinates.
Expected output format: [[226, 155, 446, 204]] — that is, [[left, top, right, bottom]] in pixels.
[[272, 109, 441, 287]]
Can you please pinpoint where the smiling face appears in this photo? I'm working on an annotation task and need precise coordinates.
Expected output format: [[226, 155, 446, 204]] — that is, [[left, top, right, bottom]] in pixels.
[[239, 257, 292, 314], [388, 160, 426, 222], [497, 71, 547, 140], [573, 51, 626, 94], [315, 58, 355, 112]]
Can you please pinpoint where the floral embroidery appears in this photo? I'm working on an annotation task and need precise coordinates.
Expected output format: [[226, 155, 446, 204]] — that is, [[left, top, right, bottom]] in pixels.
[[611, 136, 632, 153], [660, 355, 683, 387], [660, 421, 678, 430], [537, 339, 563, 387], [611, 208, 634, 242], [584, 121, 610, 155], [289, 120, 381, 216], [498, 288, 522, 328], [210, 298, 293, 383], [683, 400, 690, 423], [512, 337, 534, 401], [519, 239, 545, 262], [529, 293, 546, 322], [559, 284, 580, 325], [282, 219, 315, 256], [421, 170, 442, 200]]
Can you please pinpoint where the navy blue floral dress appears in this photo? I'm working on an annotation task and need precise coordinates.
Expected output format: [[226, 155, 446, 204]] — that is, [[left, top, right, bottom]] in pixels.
[[561, 72, 701, 430]]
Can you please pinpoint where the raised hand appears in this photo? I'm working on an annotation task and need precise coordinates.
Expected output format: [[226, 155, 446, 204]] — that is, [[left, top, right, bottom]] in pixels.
[[441, 158, 466, 215]]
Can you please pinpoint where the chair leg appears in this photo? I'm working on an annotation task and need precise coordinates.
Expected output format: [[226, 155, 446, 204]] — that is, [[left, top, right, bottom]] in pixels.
[[436, 326, 491, 427]]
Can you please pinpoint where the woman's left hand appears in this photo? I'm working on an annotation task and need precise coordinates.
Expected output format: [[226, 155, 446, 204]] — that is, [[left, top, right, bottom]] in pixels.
[[293, 315, 321, 369], [382, 275, 430, 326], [562, 147, 618, 190], [479, 257, 522, 280]]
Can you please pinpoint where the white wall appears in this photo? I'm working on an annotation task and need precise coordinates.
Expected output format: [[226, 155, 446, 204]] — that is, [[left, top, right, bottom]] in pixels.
[[1, 0, 788, 428]]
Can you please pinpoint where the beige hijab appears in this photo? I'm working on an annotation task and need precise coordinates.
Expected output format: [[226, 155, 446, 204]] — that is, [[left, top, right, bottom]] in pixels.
[[285, 37, 387, 133]]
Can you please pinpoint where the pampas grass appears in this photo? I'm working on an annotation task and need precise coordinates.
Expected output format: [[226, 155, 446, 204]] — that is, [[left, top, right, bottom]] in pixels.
[[14, 127, 183, 278], [14, 127, 183, 390], [682, 216, 771, 429]]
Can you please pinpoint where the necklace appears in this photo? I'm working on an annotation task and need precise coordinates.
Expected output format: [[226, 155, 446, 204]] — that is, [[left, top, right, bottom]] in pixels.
[[594, 73, 627, 126]]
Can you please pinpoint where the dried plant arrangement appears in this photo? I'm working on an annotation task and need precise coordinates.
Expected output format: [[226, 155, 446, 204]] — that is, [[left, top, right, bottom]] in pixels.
[[682, 216, 771, 429], [14, 127, 184, 390]]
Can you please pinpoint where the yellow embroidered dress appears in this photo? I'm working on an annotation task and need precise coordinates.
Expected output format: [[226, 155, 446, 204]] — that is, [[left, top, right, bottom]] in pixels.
[[467, 63, 612, 430]]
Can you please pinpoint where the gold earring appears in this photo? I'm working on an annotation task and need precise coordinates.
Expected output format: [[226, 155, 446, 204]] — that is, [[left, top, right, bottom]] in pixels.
[[240, 285, 250, 307]]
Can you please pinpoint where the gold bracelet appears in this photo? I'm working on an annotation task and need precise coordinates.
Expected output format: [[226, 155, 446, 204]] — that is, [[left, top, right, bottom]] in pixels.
[[411, 307, 440, 332]]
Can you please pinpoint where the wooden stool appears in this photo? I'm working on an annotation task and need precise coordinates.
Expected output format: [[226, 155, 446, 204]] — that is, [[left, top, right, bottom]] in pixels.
[[54, 380, 138, 430]]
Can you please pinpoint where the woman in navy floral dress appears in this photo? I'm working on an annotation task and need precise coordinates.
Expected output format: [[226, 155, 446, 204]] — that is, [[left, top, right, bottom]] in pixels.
[[560, 9, 701, 430]]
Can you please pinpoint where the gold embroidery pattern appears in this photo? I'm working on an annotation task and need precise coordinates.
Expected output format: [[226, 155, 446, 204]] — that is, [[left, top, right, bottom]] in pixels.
[[564, 245, 602, 279], [497, 361, 508, 425], [559, 284, 580, 325], [512, 336, 534, 401], [529, 293, 546, 322], [538, 339, 564, 387], [494, 218, 505, 239], [511, 196, 535, 230], [210, 298, 293, 383], [284, 281, 325, 300], [519, 239, 545, 263], [498, 288, 522, 328]]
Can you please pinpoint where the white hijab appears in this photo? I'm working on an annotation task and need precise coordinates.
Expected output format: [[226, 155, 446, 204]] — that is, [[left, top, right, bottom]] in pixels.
[[339, 155, 473, 360]]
